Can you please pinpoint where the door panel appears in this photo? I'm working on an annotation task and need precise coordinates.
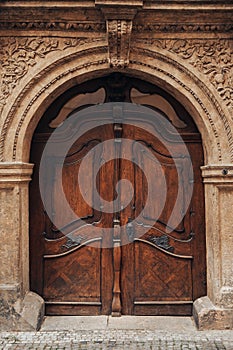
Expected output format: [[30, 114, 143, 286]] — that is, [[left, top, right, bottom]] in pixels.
[[134, 240, 192, 301], [133, 240, 193, 315], [44, 239, 102, 315]]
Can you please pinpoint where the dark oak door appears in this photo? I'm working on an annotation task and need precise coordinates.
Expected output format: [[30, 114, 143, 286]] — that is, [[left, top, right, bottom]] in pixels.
[[30, 76, 206, 316]]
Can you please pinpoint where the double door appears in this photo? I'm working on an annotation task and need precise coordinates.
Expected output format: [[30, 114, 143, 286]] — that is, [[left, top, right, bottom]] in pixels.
[[30, 103, 206, 316]]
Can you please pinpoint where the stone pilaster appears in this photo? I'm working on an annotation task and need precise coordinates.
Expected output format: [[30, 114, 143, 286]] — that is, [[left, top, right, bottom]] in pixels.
[[0, 162, 44, 330], [193, 165, 233, 330]]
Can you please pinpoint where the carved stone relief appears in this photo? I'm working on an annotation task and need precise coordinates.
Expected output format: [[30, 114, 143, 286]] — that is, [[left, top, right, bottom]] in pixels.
[[0, 37, 104, 111], [0, 22, 106, 32], [107, 20, 132, 68], [135, 38, 233, 114], [133, 24, 233, 33]]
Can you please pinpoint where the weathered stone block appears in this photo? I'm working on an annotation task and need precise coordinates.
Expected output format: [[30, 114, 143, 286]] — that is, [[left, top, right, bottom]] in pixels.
[[193, 296, 233, 330], [0, 292, 44, 331]]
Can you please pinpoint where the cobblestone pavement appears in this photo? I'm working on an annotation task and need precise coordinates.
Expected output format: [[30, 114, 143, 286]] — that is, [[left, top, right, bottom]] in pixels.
[[0, 330, 233, 349]]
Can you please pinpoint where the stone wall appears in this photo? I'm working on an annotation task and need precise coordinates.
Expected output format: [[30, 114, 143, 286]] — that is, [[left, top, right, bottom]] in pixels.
[[0, 0, 232, 330]]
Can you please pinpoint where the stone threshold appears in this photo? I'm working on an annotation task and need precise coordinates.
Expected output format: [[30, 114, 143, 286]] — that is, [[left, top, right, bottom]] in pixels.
[[40, 315, 197, 332]]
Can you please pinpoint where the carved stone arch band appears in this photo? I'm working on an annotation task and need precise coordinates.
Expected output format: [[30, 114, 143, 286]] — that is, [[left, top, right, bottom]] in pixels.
[[0, 44, 232, 165]]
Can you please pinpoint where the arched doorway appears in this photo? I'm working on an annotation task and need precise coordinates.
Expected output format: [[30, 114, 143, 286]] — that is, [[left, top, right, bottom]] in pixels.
[[29, 73, 206, 316]]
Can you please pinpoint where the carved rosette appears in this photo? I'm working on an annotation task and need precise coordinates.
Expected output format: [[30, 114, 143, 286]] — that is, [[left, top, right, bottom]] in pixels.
[[107, 20, 132, 68], [135, 38, 233, 113], [0, 37, 101, 110]]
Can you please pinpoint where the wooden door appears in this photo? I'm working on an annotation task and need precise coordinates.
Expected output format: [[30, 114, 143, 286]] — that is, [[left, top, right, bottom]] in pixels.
[[30, 120, 117, 315], [119, 120, 205, 315], [30, 75, 206, 316]]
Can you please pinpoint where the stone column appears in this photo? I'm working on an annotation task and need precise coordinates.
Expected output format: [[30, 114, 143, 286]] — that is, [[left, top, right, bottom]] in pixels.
[[193, 165, 233, 330], [0, 162, 44, 331]]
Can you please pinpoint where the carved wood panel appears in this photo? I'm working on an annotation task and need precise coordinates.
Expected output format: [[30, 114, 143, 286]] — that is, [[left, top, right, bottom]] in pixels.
[[134, 240, 192, 299], [44, 240, 102, 315]]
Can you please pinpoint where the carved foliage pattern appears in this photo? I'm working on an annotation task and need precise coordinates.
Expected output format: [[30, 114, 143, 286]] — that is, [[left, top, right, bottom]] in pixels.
[[136, 39, 233, 112], [0, 37, 99, 108]]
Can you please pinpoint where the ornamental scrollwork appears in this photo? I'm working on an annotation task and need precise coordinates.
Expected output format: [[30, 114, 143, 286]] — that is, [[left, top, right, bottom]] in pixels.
[[0, 37, 100, 109], [166, 40, 233, 112], [61, 236, 85, 251], [147, 234, 174, 253], [135, 38, 233, 113]]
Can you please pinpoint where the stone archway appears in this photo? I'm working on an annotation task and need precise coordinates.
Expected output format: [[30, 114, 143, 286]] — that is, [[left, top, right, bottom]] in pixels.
[[0, 42, 233, 329]]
